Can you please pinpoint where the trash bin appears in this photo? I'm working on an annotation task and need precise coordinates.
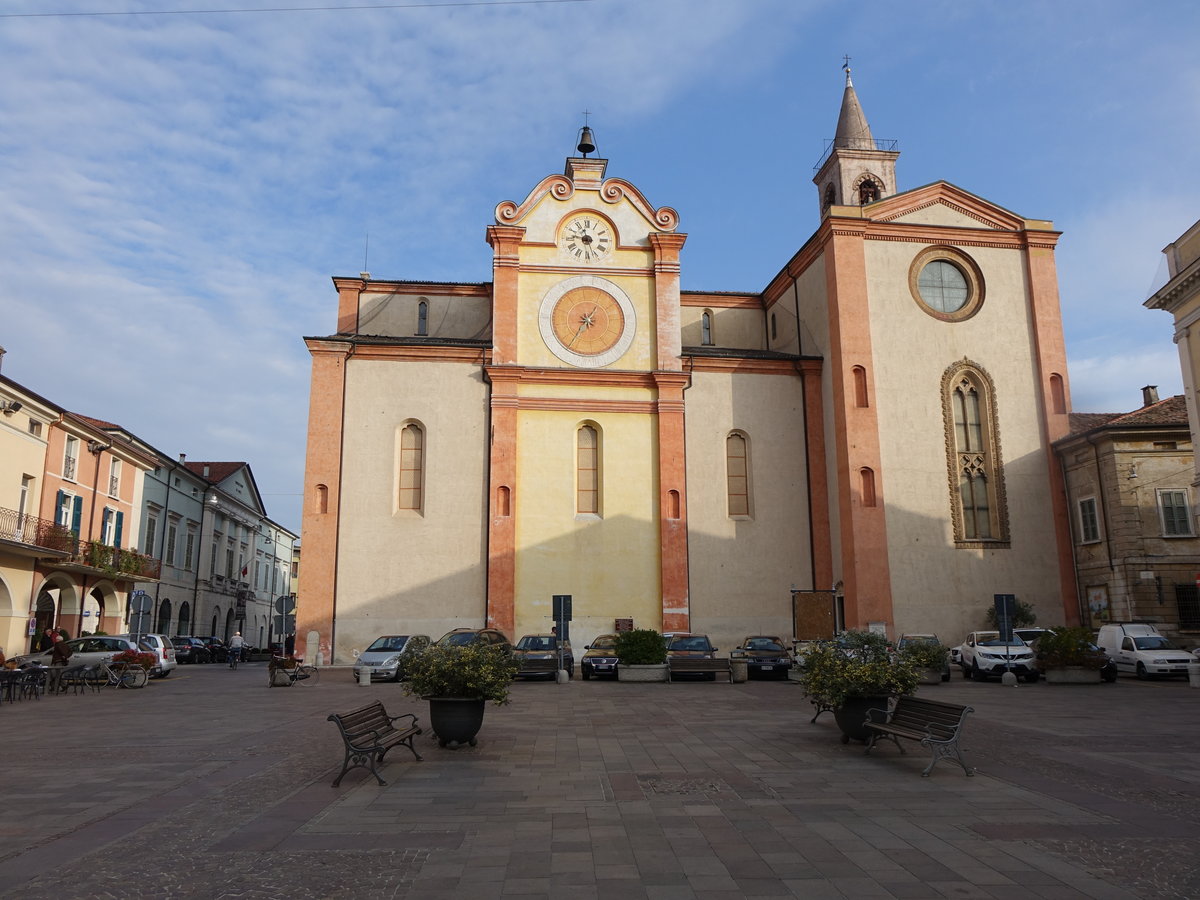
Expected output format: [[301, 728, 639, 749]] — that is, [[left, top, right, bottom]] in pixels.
[[730, 658, 748, 683], [1188, 662, 1200, 689]]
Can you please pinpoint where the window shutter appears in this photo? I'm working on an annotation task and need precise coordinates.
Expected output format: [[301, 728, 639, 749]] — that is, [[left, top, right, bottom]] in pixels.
[[115, 511, 124, 548], [71, 496, 83, 535], [56, 490, 66, 526]]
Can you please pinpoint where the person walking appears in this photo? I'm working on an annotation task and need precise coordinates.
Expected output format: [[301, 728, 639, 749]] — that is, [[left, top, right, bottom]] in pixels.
[[228, 632, 245, 668], [49, 634, 72, 693]]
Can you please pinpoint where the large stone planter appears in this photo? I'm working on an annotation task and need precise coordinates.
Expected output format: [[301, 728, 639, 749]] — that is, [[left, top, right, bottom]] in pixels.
[[1043, 666, 1101, 684], [917, 668, 943, 685], [730, 659, 748, 683], [427, 697, 486, 748], [617, 663, 668, 683]]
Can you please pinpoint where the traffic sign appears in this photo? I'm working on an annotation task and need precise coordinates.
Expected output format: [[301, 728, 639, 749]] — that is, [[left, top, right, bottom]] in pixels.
[[274, 595, 296, 616]]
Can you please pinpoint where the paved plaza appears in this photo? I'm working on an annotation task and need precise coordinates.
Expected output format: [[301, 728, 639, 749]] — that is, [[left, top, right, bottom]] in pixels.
[[0, 663, 1196, 899]]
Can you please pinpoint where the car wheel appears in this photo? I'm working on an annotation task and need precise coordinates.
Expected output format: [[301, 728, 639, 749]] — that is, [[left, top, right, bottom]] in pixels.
[[1136, 662, 1148, 680], [158, 670, 171, 679], [581, 667, 591, 680], [971, 662, 986, 682], [1103, 670, 1117, 683], [1024, 672, 1039, 683], [960, 664, 971, 679], [941, 669, 951, 682]]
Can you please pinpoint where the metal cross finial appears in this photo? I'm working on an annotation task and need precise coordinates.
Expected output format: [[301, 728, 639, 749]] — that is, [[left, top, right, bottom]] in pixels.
[[582, 109, 591, 126], [842, 54, 851, 72]]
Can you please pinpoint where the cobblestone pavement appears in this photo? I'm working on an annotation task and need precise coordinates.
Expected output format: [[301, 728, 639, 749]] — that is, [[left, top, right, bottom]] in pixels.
[[0, 663, 1196, 899]]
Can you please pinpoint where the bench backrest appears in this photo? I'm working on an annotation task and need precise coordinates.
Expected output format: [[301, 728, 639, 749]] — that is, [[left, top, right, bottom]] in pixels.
[[669, 657, 729, 669], [330, 701, 393, 741], [891, 697, 972, 735]]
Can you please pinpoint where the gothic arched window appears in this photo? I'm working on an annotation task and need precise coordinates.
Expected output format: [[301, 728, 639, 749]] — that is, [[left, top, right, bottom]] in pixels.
[[701, 310, 714, 346], [726, 432, 750, 517], [577, 424, 600, 515], [399, 423, 424, 512], [858, 178, 881, 204], [943, 362, 1008, 545]]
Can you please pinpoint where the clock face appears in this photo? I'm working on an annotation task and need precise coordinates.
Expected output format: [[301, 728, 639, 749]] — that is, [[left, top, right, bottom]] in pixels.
[[562, 215, 612, 261], [538, 275, 637, 368], [551, 286, 624, 357]]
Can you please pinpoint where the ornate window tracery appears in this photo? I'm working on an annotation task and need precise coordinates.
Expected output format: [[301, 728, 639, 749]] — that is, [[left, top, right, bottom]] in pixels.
[[942, 361, 1008, 546]]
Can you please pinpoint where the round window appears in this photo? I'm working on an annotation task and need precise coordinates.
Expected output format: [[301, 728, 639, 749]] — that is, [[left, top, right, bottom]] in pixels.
[[918, 261, 969, 313], [908, 247, 985, 321]]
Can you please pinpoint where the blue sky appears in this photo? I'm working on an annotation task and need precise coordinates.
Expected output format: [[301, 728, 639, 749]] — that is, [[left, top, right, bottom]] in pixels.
[[2, 0, 1198, 535]]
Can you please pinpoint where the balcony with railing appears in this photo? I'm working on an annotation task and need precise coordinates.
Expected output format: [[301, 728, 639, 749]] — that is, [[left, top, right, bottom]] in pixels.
[[0, 507, 76, 555], [70, 540, 161, 581]]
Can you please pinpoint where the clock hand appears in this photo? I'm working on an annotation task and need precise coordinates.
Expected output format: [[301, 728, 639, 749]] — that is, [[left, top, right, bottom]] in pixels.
[[567, 317, 591, 348]]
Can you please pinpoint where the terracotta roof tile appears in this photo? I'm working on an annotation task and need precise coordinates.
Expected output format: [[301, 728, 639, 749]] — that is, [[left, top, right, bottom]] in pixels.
[[183, 461, 247, 483], [1068, 395, 1189, 436]]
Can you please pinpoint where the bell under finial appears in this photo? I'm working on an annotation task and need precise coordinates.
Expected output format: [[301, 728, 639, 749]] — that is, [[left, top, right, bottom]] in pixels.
[[577, 125, 596, 157]]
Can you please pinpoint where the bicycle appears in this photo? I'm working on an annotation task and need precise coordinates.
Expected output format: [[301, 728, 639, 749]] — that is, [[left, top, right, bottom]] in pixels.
[[268, 656, 319, 687], [228, 647, 241, 669], [92, 660, 148, 689]]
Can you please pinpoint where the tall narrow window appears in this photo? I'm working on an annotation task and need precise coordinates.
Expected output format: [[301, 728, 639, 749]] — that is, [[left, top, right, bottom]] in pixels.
[[417, 299, 429, 336], [1049, 373, 1066, 414], [63, 435, 79, 481], [823, 183, 836, 212], [860, 467, 877, 508], [853, 366, 869, 408], [166, 522, 178, 566], [1078, 498, 1100, 543], [108, 458, 121, 496], [316, 484, 328, 514], [701, 310, 714, 346], [577, 425, 599, 515], [184, 527, 196, 570], [770, 313, 778, 341], [1158, 490, 1192, 536], [726, 432, 750, 517], [144, 515, 158, 555], [943, 362, 1008, 545], [399, 424, 424, 511], [667, 490, 680, 520], [497, 485, 511, 517]]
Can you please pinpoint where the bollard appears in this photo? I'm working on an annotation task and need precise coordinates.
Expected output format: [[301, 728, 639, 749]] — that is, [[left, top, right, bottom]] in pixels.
[[1189, 662, 1200, 689], [359, 666, 371, 686], [556, 669, 569, 684]]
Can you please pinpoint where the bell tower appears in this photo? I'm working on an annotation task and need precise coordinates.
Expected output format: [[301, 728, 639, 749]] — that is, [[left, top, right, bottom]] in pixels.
[[813, 63, 900, 216]]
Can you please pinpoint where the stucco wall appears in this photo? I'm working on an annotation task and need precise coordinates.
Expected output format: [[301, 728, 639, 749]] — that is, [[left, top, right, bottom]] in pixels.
[[680, 306, 766, 351], [684, 370, 811, 653], [864, 238, 1065, 640], [512, 407, 661, 645], [335, 358, 489, 660], [358, 290, 492, 340]]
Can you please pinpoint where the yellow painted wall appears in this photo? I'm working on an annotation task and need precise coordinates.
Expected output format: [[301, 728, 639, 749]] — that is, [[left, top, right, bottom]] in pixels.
[[512, 407, 661, 646], [680, 306, 766, 350], [335, 358, 489, 661]]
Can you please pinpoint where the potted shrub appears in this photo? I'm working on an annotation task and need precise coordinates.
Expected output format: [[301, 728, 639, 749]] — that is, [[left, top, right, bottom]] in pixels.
[[615, 628, 668, 682], [1033, 626, 1106, 683], [403, 641, 519, 747], [897, 639, 951, 685], [800, 631, 919, 743]]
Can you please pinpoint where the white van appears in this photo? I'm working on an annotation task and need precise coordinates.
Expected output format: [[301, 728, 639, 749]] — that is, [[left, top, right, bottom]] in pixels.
[[1095, 623, 1192, 679]]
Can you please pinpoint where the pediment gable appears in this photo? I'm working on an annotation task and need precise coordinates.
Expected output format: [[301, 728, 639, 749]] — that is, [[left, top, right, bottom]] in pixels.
[[867, 181, 1030, 231]]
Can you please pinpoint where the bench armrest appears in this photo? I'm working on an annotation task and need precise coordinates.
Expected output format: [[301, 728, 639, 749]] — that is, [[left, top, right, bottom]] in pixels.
[[387, 712, 419, 729], [865, 707, 890, 724]]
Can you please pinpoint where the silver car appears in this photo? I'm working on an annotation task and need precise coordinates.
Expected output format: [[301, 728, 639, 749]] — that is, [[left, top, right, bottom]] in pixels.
[[113, 633, 177, 678], [13, 635, 147, 669], [352, 634, 430, 682]]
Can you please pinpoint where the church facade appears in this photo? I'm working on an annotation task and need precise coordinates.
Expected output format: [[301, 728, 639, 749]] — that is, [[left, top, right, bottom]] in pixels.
[[297, 74, 1078, 664]]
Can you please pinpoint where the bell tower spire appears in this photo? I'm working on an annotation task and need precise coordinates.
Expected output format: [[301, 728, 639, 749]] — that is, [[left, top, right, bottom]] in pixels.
[[813, 61, 900, 217]]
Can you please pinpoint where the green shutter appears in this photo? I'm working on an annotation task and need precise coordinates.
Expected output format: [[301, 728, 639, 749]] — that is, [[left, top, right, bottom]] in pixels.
[[71, 496, 83, 535], [115, 511, 124, 549]]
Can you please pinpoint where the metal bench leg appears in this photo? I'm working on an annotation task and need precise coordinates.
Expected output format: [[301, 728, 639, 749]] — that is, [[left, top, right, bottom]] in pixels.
[[920, 739, 973, 777]]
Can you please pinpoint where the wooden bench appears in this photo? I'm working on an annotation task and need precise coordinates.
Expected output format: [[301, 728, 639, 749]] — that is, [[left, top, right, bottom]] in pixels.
[[327, 701, 423, 787], [864, 696, 974, 777], [668, 657, 733, 683]]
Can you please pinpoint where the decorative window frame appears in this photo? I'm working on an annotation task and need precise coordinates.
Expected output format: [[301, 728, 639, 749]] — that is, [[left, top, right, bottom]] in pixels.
[[942, 359, 1009, 547], [726, 430, 752, 519], [909, 245, 986, 322]]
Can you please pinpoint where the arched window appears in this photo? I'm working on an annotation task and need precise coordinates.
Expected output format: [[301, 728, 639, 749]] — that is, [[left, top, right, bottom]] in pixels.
[[943, 362, 1008, 544], [156, 599, 171, 635], [770, 313, 778, 342], [315, 484, 328, 514], [726, 432, 750, 517], [399, 423, 424, 512], [178, 601, 191, 636], [860, 468, 877, 508], [852, 366, 869, 408], [701, 310, 714, 346], [667, 489, 680, 520], [859, 178, 880, 204], [496, 485, 510, 517], [577, 425, 599, 515], [1049, 373, 1066, 414], [417, 299, 429, 336], [823, 183, 836, 212]]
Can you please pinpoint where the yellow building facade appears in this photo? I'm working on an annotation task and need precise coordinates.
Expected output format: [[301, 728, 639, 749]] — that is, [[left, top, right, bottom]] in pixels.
[[299, 75, 1078, 664]]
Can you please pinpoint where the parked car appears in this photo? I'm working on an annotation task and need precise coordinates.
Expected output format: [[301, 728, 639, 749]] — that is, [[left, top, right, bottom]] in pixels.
[[13, 635, 148, 669], [664, 632, 720, 680], [896, 633, 952, 681], [171, 637, 213, 664], [955, 631, 1039, 682], [732, 636, 793, 678], [512, 634, 573, 679], [113, 633, 176, 678], [1014, 627, 1053, 646], [1095, 623, 1194, 679], [352, 634, 430, 682], [581, 633, 620, 680], [435, 628, 512, 650], [201, 637, 228, 663]]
